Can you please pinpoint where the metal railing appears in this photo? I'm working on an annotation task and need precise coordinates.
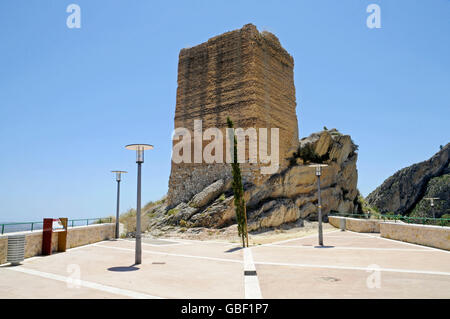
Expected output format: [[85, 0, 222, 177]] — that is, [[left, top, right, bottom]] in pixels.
[[0, 217, 113, 235], [328, 212, 450, 227]]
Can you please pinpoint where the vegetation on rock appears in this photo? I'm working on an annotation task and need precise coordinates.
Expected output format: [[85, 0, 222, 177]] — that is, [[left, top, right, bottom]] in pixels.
[[289, 143, 328, 166], [410, 172, 450, 218]]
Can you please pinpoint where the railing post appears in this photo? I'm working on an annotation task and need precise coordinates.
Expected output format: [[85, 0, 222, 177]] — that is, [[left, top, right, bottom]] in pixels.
[[72, 220, 74, 228], [31, 223, 34, 232], [87, 219, 89, 226], [1, 224, 4, 235]]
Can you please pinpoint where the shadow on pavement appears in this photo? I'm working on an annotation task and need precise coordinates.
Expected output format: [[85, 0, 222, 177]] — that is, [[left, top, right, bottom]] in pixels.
[[107, 265, 140, 272], [225, 247, 243, 253]]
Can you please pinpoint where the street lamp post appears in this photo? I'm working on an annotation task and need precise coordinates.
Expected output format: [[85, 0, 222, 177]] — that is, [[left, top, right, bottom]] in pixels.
[[125, 144, 153, 265], [424, 197, 439, 219], [111, 170, 127, 239], [309, 164, 328, 246]]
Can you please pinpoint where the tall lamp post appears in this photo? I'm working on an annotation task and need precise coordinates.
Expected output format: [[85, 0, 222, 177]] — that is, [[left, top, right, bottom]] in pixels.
[[424, 197, 439, 219], [125, 144, 153, 265], [111, 171, 127, 239], [309, 163, 328, 246]]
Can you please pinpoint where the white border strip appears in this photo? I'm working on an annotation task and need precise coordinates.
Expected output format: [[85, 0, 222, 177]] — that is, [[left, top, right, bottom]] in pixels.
[[119, 238, 185, 247], [254, 260, 450, 276], [266, 244, 431, 252], [243, 248, 262, 299], [161, 237, 241, 246], [93, 243, 243, 264], [254, 229, 340, 247], [7, 266, 163, 299]]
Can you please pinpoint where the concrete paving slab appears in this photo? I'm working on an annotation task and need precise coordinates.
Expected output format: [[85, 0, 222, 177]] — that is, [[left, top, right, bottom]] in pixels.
[[0, 266, 130, 299], [256, 264, 450, 298]]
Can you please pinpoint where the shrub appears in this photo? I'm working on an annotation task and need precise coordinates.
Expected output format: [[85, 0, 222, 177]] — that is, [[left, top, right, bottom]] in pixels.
[[167, 208, 179, 216], [440, 214, 450, 226], [119, 208, 153, 234], [290, 143, 328, 165]]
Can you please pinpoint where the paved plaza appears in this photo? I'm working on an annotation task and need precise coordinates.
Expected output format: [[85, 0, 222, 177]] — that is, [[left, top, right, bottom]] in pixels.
[[1, 230, 449, 298]]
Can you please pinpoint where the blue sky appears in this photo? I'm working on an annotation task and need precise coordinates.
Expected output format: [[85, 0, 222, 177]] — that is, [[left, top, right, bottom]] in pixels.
[[0, 1, 449, 222]]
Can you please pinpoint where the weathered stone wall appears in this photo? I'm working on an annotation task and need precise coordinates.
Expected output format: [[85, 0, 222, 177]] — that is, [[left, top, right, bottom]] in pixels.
[[329, 216, 381, 233], [66, 223, 115, 248], [380, 222, 450, 250], [24, 231, 59, 258], [167, 24, 299, 208], [0, 223, 115, 263]]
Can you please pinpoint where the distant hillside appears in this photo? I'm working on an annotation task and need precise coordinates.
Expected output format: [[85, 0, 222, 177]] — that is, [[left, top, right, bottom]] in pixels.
[[366, 143, 449, 217]]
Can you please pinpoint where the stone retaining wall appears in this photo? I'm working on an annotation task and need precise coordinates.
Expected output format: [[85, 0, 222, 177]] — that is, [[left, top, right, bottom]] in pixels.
[[380, 222, 450, 251], [329, 216, 380, 233], [0, 223, 115, 264], [0, 237, 7, 264]]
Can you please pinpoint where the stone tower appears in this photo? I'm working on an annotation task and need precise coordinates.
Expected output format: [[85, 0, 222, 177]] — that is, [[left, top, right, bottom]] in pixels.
[[167, 24, 299, 208]]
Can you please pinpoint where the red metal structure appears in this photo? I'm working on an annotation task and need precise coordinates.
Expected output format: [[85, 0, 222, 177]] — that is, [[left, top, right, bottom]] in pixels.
[[42, 218, 68, 256]]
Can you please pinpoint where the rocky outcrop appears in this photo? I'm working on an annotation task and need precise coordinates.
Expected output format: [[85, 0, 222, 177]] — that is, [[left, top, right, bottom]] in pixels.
[[150, 129, 360, 231], [244, 129, 360, 226], [366, 143, 450, 215]]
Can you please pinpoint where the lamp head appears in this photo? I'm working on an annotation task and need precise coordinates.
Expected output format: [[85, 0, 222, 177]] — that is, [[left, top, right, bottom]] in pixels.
[[111, 170, 127, 182], [125, 144, 154, 163], [308, 163, 328, 176]]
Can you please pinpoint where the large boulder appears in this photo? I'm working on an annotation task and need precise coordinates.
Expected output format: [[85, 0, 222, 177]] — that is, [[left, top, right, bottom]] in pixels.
[[190, 195, 235, 228], [366, 143, 449, 215], [314, 131, 332, 156], [189, 179, 225, 208], [248, 198, 300, 231]]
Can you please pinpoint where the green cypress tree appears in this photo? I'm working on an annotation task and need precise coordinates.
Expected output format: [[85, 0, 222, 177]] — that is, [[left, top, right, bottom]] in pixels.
[[227, 117, 247, 247]]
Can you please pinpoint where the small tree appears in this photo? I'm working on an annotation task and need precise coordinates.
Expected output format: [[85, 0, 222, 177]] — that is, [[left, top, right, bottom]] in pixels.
[[227, 117, 248, 247]]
